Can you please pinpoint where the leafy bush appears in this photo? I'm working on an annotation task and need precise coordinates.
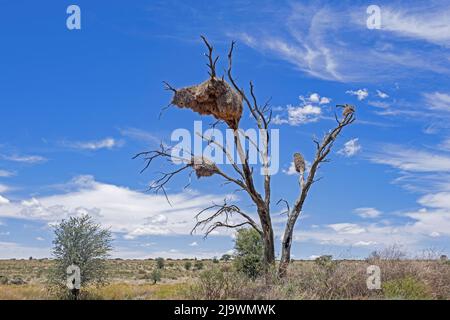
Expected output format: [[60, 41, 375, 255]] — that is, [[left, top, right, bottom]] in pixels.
[[189, 267, 254, 300], [150, 269, 161, 284], [383, 276, 431, 300], [184, 261, 192, 270], [194, 260, 204, 270], [233, 228, 263, 279], [221, 254, 231, 261], [156, 257, 165, 269], [212, 257, 219, 264]]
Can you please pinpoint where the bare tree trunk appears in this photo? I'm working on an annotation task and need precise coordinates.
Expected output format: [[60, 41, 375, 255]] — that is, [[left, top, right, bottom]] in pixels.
[[279, 216, 296, 277], [258, 207, 275, 267]]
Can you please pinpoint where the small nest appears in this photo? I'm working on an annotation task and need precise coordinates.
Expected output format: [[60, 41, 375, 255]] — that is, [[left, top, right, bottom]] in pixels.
[[190, 156, 219, 178], [293, 153, 306, 174], [170, 77, 243, 129], [343, 104, 355, 117]]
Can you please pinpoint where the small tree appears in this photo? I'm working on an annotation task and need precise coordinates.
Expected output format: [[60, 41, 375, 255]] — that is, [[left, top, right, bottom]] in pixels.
[[233, 228, 264, 279], [150, 269, 161, 284], [212, 256, 220, 264], [221, 254, 231, 262], [156, 257, 165, 269], [50, 215, 112, 299], [194, 259, 204, 270], [184, 261, 192, 270]]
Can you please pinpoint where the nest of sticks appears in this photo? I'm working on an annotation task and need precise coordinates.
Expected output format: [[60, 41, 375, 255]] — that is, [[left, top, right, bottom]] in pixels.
[[167, 77, 243, 130], [190, 156, 219, 178]]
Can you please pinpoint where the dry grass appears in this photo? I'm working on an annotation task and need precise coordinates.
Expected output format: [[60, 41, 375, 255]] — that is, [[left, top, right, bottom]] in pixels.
[[0, 258, 448, 300]]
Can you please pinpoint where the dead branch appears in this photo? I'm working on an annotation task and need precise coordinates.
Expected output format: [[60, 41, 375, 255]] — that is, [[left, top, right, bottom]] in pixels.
[[201, 35, 219, 78], [192, 200, 262, 237]]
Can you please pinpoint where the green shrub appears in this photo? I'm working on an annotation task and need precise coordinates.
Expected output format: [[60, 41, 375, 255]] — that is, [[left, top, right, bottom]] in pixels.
[[194, 260, 204, 270], [383, 276, 431, 300], [212, 257, 219, 264], [221, 254, 231, 261], [156, 257, 165, 270], [150, 269, 161, 284], [184, 261, 192, 271], [233, 228, 263, 279]]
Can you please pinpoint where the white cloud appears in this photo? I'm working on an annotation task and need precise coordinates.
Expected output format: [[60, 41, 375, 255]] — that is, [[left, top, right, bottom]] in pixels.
[[0, 195, 10, 205], [376, 90, 389, 99], [300, 93, 331, 105], [354, 241, 377, 247], [0, 184, 11, 193], [2, 154, 47, 164], [287, 104, 321, 125], [309, 93, 320, 103], [189, 241, 198, 247], [0, 170, 14, 178], [319, 97, 331, 105], [346, 89, 368, 101], [283, 161, 298, 176], [338, 138, 361, 157], [283, 159, 311, 176], [354, 207, 382, 219], [0, 175, 235, 239], [429, 231, 440, 238], [69, 138, 122, 150], [35, 237, 45, 241]]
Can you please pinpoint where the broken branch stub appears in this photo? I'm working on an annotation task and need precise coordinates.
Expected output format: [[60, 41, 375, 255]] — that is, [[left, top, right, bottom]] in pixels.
[[169, 77, 243, 130], [293, 153, 306, 174]]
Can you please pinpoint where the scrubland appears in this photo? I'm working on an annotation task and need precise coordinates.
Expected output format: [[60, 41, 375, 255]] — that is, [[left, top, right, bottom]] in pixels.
[[0, 256, 448, 300]]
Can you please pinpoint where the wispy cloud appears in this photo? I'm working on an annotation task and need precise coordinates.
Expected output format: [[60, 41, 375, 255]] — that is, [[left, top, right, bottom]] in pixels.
[[66, 138, 123, 151], [423, 92, 450, 111], [234, 3, 450, 82], [354, 207, 382, 219], [381, 6, 450, 46], [2, 154, 47, 164], [119, 128, 160, 145], [0, 170, 15, 178], [369, 145, 450, 172]]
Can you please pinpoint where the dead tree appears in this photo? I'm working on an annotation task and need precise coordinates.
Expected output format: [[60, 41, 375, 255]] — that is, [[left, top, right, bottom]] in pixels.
[[135, 36, 355, 277], [278, 107, 355, 277]]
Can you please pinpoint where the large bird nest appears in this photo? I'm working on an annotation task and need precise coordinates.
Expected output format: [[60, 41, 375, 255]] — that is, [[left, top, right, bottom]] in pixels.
[[168, 77, 243, 130], [190, 156, 219, 178]]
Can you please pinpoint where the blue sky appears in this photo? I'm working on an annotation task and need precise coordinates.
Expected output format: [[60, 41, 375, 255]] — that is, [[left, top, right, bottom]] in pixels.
[[0, 0, 449, 259]]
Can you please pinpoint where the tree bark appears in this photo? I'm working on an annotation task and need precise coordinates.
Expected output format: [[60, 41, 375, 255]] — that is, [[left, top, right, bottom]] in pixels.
[[278, 216, 296, 277], [258, 207, 275, 267]]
